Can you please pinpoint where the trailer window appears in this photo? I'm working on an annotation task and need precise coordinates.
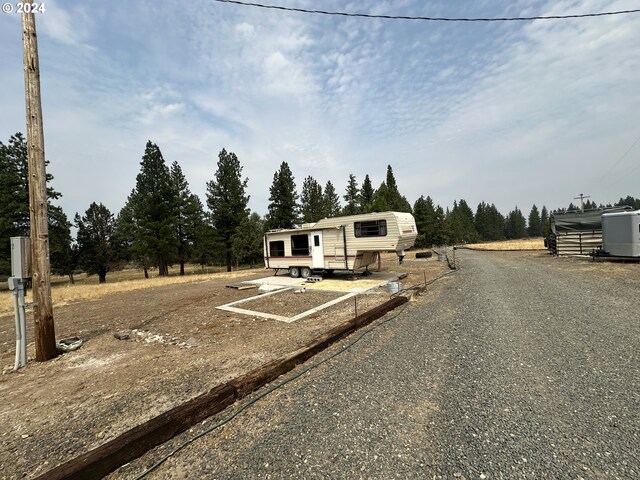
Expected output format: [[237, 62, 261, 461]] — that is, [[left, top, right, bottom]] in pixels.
[[291, 234, 310, 256], [354, 220, 387, 237], [269, 241, 285, 257]]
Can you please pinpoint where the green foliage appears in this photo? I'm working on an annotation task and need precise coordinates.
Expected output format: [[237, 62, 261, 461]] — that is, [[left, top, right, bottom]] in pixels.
[[447, 199, 478, 244], [300, 176, 324, 223], [540, 206, 551, 237], [192, 222, 224, 267], [372, 165, 412, 213], [370, 182, 390, 212], [413, 195, 449, 247], [527, 204, 542, 237], [171, 161, 205, 275], [49, 206, 76, 280], [266, 162, 298, 229], [323, 181, 341, 218], [0, 132, 69, 277], [232, 212, 265, 267], [206, 148, 250, 272], [504, 206, 528, 239], [615, 195, 640, 209], [342, 174, 360, 215], [75, 202, 116, 283], [475, 202, 505, 241], [126, 141, 178, 276], [359, 174, 374, 213]]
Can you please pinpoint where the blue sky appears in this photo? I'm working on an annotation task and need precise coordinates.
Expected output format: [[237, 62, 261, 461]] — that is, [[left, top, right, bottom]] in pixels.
[[1, 0, 639, 221]]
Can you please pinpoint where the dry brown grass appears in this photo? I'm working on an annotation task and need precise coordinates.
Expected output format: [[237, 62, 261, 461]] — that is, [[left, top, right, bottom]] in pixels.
[[0, 265, 263, 316], [463, 237, 546, 251]]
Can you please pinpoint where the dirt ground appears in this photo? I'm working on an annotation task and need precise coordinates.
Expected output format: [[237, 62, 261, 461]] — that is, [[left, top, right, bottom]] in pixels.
[[0, 252, 450, 479]]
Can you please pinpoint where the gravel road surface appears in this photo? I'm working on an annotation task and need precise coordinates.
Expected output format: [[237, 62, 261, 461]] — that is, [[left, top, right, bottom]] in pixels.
[[118, 250, 639, 479]]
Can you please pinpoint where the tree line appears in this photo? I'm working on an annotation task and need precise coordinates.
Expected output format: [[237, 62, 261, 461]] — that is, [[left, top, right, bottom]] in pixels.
[[2, 133, 638, 282]]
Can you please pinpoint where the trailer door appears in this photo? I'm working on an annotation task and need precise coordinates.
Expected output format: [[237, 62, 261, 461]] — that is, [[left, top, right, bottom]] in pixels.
[[311, 231, 324, 269]]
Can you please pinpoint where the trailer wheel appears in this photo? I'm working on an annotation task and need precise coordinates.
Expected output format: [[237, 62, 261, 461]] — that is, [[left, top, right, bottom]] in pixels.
[[300, 267, 312, 278], [289, 267, 300, 278]]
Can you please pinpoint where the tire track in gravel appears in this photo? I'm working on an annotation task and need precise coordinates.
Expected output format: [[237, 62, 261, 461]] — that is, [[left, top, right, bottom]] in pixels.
[[117, 250, 639, 480]]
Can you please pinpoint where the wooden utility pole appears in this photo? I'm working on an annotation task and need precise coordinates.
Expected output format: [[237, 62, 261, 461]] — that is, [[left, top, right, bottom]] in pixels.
[[22, 10, 57, 361], [574, 193, 591, 212]]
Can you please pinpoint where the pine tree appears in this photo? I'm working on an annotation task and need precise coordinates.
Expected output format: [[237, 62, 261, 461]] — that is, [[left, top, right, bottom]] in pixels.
[[615, 195, 640, 209], [206, 148, 250, 272], [486, 204, 505, 241], [128, 141, 177, 276], [475, 202, 490, 241], [267, 162, 298, 229], [504, 207, 527, 239], [447, 199, 477, 243], [433, 205, 448, 246], [75, 202, 116, 283], [343, 174, 360, 215], [371, 165, 412, 213], [359, 174, 374, 213], [527, 204, 541, 237], [384, 165, 411, 212], [232, 212, 264, 268], [300, 176, 324, 223], [540, 206, 550, 237], [370, 182, 390, 212], [49, 206, 76, 283], [323, 181, 341, 218], [171, 161, 205, 275], [0, 132, 68, 276], [413, 195, 439, 247]]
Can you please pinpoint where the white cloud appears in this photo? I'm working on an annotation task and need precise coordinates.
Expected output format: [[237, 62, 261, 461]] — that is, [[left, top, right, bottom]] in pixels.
[[1, 0, 639, 222]]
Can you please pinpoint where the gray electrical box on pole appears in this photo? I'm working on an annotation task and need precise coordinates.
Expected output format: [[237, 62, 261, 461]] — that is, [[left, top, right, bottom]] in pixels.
[[9, 236, 31, 370], [11, 236, 31, 279]]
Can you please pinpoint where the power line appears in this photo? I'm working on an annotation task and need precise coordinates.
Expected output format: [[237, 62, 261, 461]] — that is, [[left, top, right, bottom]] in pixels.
[[214, 0, 640, 22], [589, 131, 640, 196]]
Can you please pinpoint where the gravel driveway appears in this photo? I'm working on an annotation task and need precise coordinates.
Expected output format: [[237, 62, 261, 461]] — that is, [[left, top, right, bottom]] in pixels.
[[115, 250, 639, 479]]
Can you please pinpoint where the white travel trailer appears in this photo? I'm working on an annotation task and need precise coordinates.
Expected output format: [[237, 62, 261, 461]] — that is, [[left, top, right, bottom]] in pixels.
[[263, 211, 417, 278]]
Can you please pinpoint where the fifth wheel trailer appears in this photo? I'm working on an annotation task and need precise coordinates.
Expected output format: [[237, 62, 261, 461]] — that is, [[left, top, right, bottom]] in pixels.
[[263, 211, 417, 278], [601, 210, 640, 257]]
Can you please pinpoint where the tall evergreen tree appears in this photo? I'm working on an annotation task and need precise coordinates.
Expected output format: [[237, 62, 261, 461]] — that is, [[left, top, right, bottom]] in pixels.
[[323, 181, 341, 218], [266, 161, 298, 229], [479, 203, 505, 241], [49, 207, 76, 283], [232, 212, 264, 268], [0, 132, 69, 276], [359, 174, 374, 213], [447, 199, 477, 243], [540, 206, 550, 237], [343, 174, 360, 216], [413, 195, 439, 247], [475, 202, 492, 241], [171, 161, 205, 275], [384, 165, 411, 212], [370, 182, 390, 212], [128, 141, 177, 276], [504, 206, 527, 239], [300, 176, 324, 223], [206, 148, 250, 272], [371, 165, 412, 212], [432, 205, 448, 246], [75, 202, 116, 283], [527, 204, 542, 237]]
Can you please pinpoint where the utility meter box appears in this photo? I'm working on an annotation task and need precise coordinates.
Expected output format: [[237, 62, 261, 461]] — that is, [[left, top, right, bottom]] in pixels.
[[10, 237, 31, 279]]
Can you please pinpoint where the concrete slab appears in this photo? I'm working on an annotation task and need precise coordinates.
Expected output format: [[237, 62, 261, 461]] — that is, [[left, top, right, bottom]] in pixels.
[[216, 271, 406, 323], [244, 276, 306, 287]]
